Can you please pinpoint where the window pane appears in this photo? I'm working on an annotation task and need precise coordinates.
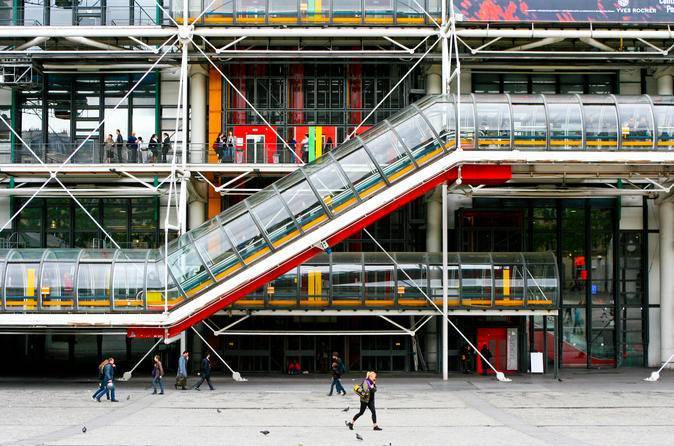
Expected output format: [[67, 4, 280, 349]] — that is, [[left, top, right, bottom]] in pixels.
[[477, 102, 510, 149], [41, 261, 76, 309], [279, 178, 327, 231], [338, 146, 382, 200], [619, 103, 653, 149], [308, 162, 355, 215], [251, 193, 298, 247], [77, 263, 111, 307], [223, 211, 269, 263], [548, 103, 583, 149], [584, 105, 618, 149], [513, 104, 546, 149], [364, 129, 413, 181], [394, 114, 438, 165], [655, 105, 674, 149]]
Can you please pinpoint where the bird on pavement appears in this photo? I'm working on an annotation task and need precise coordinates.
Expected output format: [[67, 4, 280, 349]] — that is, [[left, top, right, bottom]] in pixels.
[[356, 433, 363, 440], [260, 430, 270, 436], [82, 426, 87, 433], [341, 407, 349, 412], [217, 408, 222, 413], [126, 395, 131, 400]]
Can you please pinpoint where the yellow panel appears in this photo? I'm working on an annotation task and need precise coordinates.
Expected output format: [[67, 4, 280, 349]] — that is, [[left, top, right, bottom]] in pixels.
[[503, 268, 510, 297], [315, 269, 322, 299], [26, 269, 35, 297], [315, 126, 322, 159], [308, 270, 315, 297]]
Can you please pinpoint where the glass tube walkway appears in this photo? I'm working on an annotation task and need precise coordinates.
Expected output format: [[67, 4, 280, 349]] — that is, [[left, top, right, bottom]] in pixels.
[[0, 93, 671, 334]]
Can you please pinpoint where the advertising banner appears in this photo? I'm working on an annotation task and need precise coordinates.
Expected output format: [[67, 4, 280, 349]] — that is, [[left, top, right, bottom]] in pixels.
[[456, 1, 674, 24]]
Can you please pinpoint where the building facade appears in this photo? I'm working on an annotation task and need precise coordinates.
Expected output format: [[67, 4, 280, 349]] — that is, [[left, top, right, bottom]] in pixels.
[[0, 1, 672, 376]]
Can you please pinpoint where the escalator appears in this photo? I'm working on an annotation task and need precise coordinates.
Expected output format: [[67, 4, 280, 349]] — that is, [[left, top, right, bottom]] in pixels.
[[1, 93, 674, 337]]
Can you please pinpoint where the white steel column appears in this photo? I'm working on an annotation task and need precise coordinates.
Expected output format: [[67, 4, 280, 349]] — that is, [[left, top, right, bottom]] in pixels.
[[657, 71, 674, 96], [441, 182, 449, 380], [188, 65, 208, 230], [425, 65, 442, 371], [659, 199, 674, 368]]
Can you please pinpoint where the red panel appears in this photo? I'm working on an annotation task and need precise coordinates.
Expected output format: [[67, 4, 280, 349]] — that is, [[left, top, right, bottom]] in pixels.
[[348, 64, 362, 126], [127, 163, 511, 338], [289, 64, 304, 124], [230, 64, 246, 124], [232, 125, 278, 163], [476, 327, 508, 375]]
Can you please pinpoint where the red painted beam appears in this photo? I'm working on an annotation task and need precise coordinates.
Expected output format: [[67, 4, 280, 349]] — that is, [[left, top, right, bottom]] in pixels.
[[127, 164, 511, 338]]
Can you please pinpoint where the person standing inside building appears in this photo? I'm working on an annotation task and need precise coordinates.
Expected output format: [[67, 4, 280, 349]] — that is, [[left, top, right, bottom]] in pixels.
[[287, 136, 297, 164], [346, 371, 381, 431], [194, 352, 215, 391], [175, 351, 189, 390], [148, 134, 159, 163], [213, 132, 224, 162], [225, 130, 236, 163], [480, 344, 493, 376], [115, 129, 124, 163], [137, 136, 146, 163], [300, 133, 309, 163], [235, 133, 244, 164], [105, 134, 115, 163], [460, 344, 472, 374], [324, 137, 334, 154], [328, 352, 346, 396], [127, 132, 138, 163], [161, 132, 171, 163], [151, 355, 164, 395], [93, 357, 118, 402]]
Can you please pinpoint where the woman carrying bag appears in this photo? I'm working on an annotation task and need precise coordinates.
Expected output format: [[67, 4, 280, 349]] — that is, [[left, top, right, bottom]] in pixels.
[[346, 371, 382, 431]]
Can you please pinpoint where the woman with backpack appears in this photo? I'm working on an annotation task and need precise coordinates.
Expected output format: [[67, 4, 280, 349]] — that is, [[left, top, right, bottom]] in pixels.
[[151, 355, 164, 395], [346, 371, 382, 431]]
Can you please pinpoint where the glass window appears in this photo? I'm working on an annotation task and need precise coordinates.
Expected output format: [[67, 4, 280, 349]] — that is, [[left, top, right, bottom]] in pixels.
[[279, 177, 327, 231], [77, 263, 111, 306], [299, 264, 329, 304], [618, 103, 653, 149], [584, 105, 618, 149], [113, 261, 145, 307], [269, 0, 297, 21], [655, 105, 674, 149], [332, 263, 362, 302], [460, 254, 492, 306], [394, 114, 438, 165], [167, 243, 212, 294], [493, 263, 524, 304], [364, 263, 394, 301], [223, 210, 269, 263], [364, 129, 413, 181], [459, 101, 475, 149], [337, 146, 382, 200], [41, 261, 76, 309], [300, 0, 329, 22], [476, 102, 511, 149], [562, 206, 586, 305], [307, 162, 355, 215], [193, 226, 241, 278], [5, 263, 40, 308], [512, 104, 546, 149], [423, 102, 456, 148], [429, 264, 460, 302], [364, 0, 393, 23], [236, 0, 266, 21], [591, 307, 615, 366], [396, 261, 427, 302], [268, 268, 297, 304], [548, 103, 583, 149], [332, 0, 362, 22], [250, 192, 298, 247], [562, 307, 587, 367]]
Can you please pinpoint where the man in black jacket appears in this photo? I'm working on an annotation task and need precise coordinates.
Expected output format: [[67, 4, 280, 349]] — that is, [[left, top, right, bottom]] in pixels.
[[115, 130, 124, 163], [194, 352, 215, 391]]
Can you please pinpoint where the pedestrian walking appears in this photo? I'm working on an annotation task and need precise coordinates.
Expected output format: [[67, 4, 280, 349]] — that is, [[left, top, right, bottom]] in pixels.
[[480, 344, 493, 376], [235, 134, 244, 164], [328, 352, 346, 396], [93, 357, 118, 402], [151, 354, 164, 395], [115, 129, 124, 163], [92, 358, 110, 401], [194, 352, 215, 391], [346, 371, 381, 431], [127, 132, 138, 163], [175, 350, 189, 390], [161, 132, 171, 163]]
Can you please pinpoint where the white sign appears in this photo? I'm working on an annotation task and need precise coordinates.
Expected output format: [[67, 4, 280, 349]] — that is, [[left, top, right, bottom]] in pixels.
[[530, 352, 544, 374]]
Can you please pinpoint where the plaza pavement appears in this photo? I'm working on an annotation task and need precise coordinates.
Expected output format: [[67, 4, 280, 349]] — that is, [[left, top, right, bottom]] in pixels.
[[0, 369, 673, 446]]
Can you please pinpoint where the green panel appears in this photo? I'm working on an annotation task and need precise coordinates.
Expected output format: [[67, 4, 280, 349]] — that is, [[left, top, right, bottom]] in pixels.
[[308, 126, 316, 162]]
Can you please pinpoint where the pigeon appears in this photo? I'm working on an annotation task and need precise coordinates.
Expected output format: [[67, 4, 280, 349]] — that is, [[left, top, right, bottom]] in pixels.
[[82, 426, 87, 433], [126, 395, 131, 400], [216, 408, 222, 413], [356, 433, 363, 441], [341, 407, 349, 412], [259, 430, 270, 436]]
